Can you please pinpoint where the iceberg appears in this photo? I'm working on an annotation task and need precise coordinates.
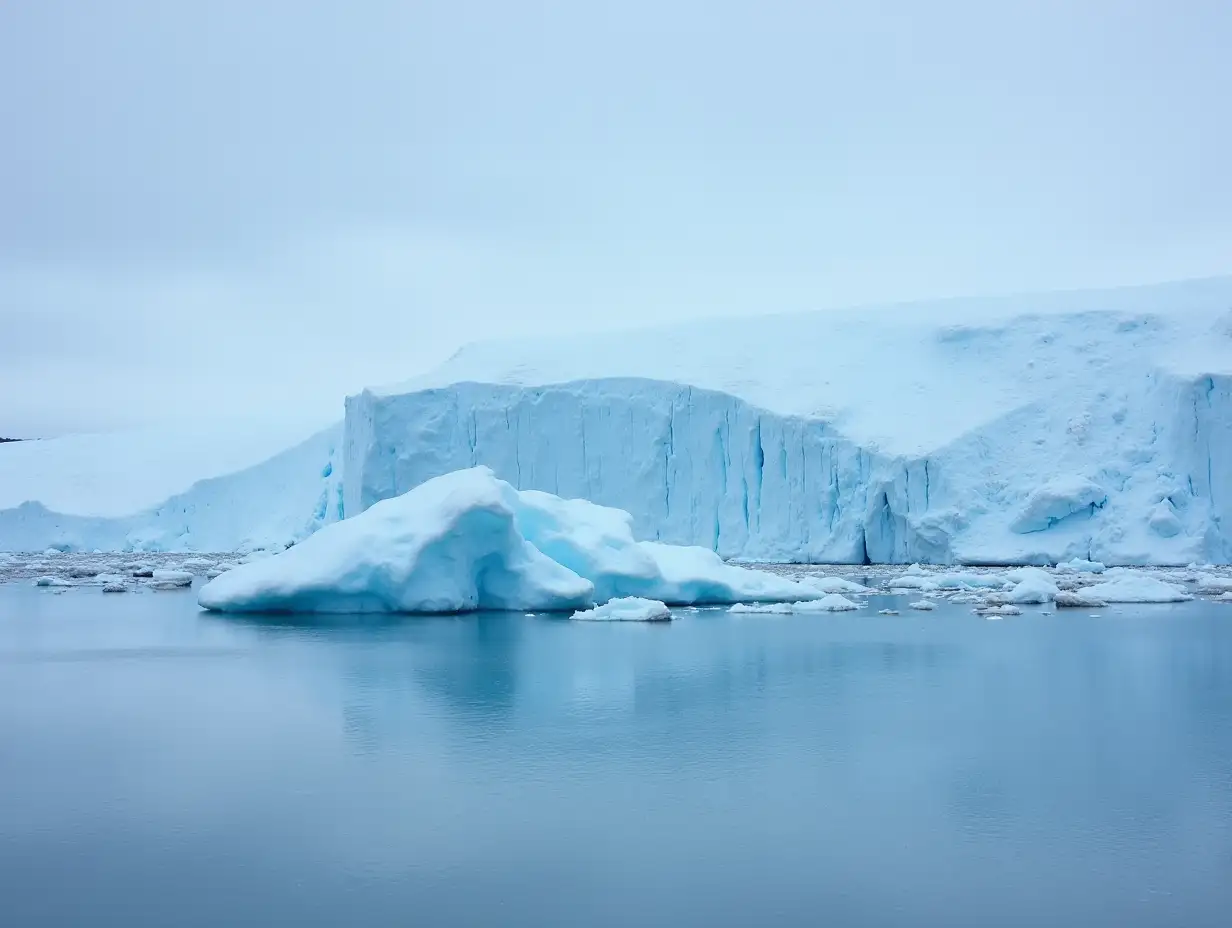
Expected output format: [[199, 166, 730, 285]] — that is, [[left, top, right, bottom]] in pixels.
[[1054, 589, 1109, 608], [730, 602, 794, 614], [1081, 573, 1193, 603], [198, 468, 814, 614], [799, 576, 874, 594], [571, 598, 672, 622], [792, 593, 860, 612]]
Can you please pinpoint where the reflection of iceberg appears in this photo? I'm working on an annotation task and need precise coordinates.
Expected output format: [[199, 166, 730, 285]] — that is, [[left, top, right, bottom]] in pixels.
[[199, 468, 812, 613]]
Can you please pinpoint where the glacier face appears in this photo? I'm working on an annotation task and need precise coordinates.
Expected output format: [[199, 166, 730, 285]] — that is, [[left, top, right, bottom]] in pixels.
[[3, 278, 1230, 562], [346, 291, 1232, 565]]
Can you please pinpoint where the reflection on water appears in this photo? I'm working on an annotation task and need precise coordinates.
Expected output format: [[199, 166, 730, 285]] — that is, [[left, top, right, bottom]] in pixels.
[[1, 586, 1231, 927]]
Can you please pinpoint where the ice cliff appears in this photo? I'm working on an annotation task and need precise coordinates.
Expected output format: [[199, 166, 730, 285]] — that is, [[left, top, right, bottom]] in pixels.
[[3, 277, 1231, 563], [345, 278, 1232, 565]]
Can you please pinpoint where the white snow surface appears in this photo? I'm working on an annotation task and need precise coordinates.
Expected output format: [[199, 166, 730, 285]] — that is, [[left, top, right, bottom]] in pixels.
[[198, 468, 813, 614], [5, 277, 1232, 564]]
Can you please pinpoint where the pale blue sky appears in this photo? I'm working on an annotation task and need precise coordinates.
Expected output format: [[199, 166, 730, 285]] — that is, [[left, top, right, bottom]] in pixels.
[[2, 1, 1230, 435]]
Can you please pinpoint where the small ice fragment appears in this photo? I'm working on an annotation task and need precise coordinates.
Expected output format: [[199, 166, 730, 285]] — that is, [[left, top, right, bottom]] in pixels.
[[572, 597, 672, 622]]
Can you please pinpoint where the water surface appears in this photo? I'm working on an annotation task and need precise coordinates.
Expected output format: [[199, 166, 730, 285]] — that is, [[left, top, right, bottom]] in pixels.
[[1, 585, 1231, 927]]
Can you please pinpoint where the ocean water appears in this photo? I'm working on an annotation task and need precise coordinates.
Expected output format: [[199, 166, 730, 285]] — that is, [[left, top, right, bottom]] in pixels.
[[1, 584, 1231, 927]]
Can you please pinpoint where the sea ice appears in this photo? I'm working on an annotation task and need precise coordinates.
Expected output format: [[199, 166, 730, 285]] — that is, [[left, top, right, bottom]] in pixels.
[[730, 602, 793, 614], [909, 600, 936, 611], [1056, 558, 1106, 573], [1054, 590, 1109, 608], [792, 594, 860, 612], [976, 604, 1023, 616], [1081, 573, 1193, 603], [1005, 573, 1059, 604], [798, 576, 873, 595], [1196, 575, 1232, 593], [571, 597, 672, 622]]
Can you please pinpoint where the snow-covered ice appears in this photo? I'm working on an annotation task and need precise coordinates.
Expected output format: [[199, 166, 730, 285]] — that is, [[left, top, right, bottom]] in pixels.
[[792, 594, 860, 612], [1055, 590, 1109, 608], [909, 600, 937, 611], [1197, 575, 1232, 593], [198, 468, 814, 614], [797, 576, 874, 595], [730, 602, 794, 614], [571, 597, 672, 622], [1081, 573, 1193, 603], [1004, 568, 1060, 604], [976, 604, 1023, 617], [152, 569, 193, 587], [1056, 558, 1106, 573]]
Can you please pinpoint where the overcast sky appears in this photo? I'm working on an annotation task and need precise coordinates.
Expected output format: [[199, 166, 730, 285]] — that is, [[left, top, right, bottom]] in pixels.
[[2, 1, 1230, 436]]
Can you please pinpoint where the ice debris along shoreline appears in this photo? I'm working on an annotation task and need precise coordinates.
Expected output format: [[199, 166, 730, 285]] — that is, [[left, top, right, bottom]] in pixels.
[[196, 468, 814, 614], [2, 278, 1231, 564], [6, 547, 1231, 616]]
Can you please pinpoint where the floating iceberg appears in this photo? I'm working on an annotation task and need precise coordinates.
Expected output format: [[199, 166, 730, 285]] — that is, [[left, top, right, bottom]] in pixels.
[[198, 468, 813, 614], [1081, 573, 1193, 603], [152, 569, 194, 588], [1003, 568, 1060, 604], [1054, 589, 1109, 608], [571, 598, 672, 622], [799, 576, 874, 594], [1196, 574, 1232, 593], [792, 593, 860, 612]]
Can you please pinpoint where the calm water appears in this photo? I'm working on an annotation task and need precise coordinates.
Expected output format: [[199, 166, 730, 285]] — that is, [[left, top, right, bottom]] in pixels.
[[2, 585, 1231, 927]]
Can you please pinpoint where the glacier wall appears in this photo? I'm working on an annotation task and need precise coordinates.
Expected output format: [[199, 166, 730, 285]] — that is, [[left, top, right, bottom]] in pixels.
[[0, 426, 343, 553], [4, 280, 1230, 562], [344, 379, 953, 563], [344, 368, 1231, 566]]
